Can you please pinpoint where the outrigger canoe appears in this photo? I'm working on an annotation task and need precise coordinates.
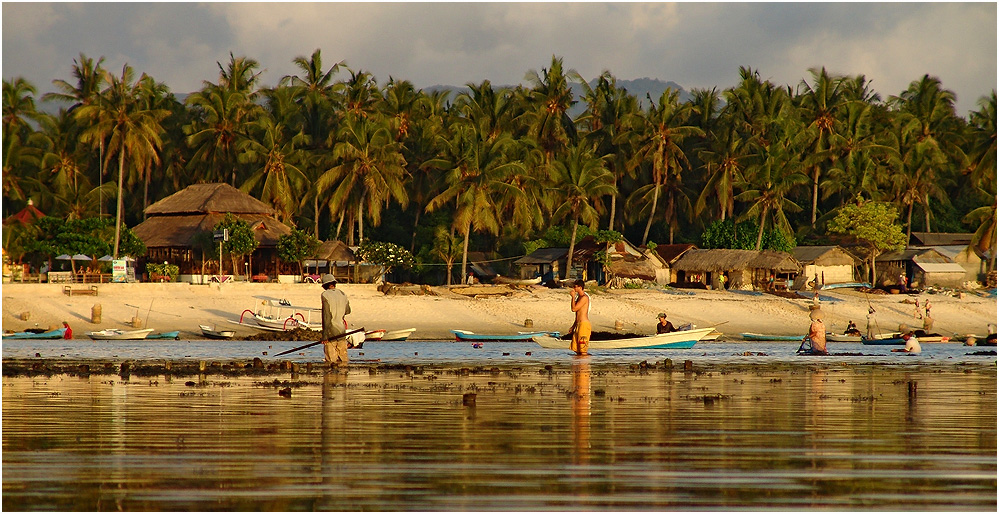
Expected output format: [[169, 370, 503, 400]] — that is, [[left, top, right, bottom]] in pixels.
[[3, 327, 68, 340], [451, 329, 560, 342], [200, 325, 235, 340], [87, 328, 155, 340], [365, 328, 417, 341], [534, 327, 715, 350], [147, 330, 181, 340], [741, 333, 803, 341]]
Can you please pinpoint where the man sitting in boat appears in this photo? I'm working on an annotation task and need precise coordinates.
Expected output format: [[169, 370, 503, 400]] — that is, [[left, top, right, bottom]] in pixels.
[[656, 313, 677, 334], [844, 320, 861, 337], [798, 308, 828, 355]]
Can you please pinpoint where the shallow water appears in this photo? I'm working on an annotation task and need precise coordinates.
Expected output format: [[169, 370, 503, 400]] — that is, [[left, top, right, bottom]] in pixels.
[[2, 338, 997, 366], [2, 349, 996, 510]]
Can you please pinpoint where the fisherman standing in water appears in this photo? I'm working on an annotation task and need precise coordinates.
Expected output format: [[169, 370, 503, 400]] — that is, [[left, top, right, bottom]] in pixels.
[[568, 279, 591, 356]]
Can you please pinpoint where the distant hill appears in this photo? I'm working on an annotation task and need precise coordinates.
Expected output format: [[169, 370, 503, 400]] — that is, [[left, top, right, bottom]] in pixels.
[[427, 77, 690, 117]]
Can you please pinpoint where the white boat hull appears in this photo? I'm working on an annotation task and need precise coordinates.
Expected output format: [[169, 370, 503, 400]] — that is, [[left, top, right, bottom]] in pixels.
[[380, 328, 417, 341], [534, 327, 715, 350], [88, 328, 155, 340]]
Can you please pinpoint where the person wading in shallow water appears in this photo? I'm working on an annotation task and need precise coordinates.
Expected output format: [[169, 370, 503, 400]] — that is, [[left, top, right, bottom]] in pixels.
[[568, 279, 591, 356], [798, 308, 828, 355], [320, 274, 351, 368]]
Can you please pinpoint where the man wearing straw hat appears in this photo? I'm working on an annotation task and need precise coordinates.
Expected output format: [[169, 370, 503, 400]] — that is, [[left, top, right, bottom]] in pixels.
[[320, 273, 351, 367], [799, 308, 828, 355]]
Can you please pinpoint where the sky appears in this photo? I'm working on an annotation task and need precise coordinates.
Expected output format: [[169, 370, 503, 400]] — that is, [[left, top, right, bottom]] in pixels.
[[2, 2, 996, 116]]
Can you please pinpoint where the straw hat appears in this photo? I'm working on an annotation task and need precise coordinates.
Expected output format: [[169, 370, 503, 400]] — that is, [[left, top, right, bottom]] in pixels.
[[809, 308, 824, 320], [321, 273, 337, 287]]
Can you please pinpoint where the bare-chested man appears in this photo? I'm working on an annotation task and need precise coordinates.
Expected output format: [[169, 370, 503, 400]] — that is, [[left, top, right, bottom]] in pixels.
[[568, 279, 591, 356]]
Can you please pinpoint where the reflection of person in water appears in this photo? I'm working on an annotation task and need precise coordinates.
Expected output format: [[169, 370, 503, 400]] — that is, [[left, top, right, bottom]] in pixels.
[[571, 359, 591, 465]]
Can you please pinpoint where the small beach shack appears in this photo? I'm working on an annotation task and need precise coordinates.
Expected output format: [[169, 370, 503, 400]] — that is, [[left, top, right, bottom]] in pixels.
[[653, 243, 698, 284], [875, 248, 965, 288], [132, 183, 292, 283], [671, 249, 801, 290], [598, 238, 669, 286], [514, 247, 568, 282], [792, 245, 860, 287], [910, 232, 990, 286]]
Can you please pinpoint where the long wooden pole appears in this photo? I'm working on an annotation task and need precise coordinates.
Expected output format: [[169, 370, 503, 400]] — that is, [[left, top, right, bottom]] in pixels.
[[274, 327, 365, 357]]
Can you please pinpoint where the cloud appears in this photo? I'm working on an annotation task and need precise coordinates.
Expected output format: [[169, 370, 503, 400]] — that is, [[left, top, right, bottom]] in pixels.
[[3, 3, 995, 115]]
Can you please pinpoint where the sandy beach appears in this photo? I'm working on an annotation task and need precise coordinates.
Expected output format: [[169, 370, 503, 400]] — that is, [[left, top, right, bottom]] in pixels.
[[2, 281, 995, 341]]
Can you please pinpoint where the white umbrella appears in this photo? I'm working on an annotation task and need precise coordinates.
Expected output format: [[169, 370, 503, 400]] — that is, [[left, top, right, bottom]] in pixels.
[[98, 255, 113, 262], [71, 254, 92, 261], [56, 254, 72, 260]]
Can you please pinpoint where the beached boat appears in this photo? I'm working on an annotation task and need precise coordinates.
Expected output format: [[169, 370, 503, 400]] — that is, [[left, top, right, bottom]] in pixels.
[[741, 333, 803, 341], [492, 275, 542, 285], [451, 329, 560, 342], [533, 327, 715, 350], [379, 328, 417, 341], [147, 330, 181, 340], [827, 333, 862, 342], [87, 328, 155, 340], [200, 325, 235, 340], [364, 329, 387, 340], [3, 327, 68, 340], [861, 337, 905, 345], [701, 330, 723, 341]]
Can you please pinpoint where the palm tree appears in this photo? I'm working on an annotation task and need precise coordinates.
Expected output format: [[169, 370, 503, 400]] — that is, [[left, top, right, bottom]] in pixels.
[[696, 122, 751, 222], [426, 125, 526, 280], [281, 48, 344, 146], [217, 53, 263, 97], [76, 64, 169, 258], [2, 78, 40, 140], [238, 115, 308, 223], [184, 84, 256, 185], [736, 142, 809, 249], [522, 56, 577, 162], [625, 89, 704, 244], [340, 69, 381, 122], [317, 116, 408, 244], [550, 143, 616, 278], [822, 101, 896, 205], [796, 67, 846, 227]]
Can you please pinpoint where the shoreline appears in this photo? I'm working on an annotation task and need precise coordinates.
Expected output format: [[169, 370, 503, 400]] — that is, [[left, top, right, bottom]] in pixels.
[[2, 282, 995, 342]]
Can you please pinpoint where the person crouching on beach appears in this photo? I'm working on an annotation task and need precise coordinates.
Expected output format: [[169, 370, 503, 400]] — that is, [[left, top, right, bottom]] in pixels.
[[799, 308, 828, 355], [320, 273, 351, 368], [656, 313, 676, 334], [892, 325, 922, 354], [568, 279, 591, 356]]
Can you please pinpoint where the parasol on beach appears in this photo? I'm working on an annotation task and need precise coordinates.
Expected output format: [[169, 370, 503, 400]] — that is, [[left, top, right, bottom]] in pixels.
[[98, 255, 113, 262], [71, 254, 92, 261]]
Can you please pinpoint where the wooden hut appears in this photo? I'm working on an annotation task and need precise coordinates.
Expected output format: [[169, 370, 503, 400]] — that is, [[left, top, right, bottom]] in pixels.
[[876, 248, 965, 288], [792, 245, 860, 288], [671, 249, 801, 290], [514, 248, 568, 282], [132, 183, 292, 282], [910, 232, 989, 286], [653, 243, 698, 284]]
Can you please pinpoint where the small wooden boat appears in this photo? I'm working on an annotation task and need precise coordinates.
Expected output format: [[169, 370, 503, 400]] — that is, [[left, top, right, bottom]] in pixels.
[[87, 328, 155, 340], [861, 337, 905, 345], [452, 329, 559, 342], [147, 330, 181, 340], [827, 333, 862, 343], [534, 327, 715, 350], [701, 330, 723, 341], [492, 275, 542, 285], [364, 329, 388, 340], [3, 327, 68, 340], [200, 325, 235, 340], [380, 328, 417, 341], [741, 333, 803, 341]]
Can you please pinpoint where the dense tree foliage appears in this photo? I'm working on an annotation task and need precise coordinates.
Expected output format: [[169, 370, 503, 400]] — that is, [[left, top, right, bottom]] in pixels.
[[3, 52, 995, 276]]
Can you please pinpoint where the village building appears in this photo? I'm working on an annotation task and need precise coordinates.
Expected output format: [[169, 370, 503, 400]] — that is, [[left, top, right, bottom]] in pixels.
[[791, 245, 861, 288], [652, 243, 698, 284], [514, 237, 669, 286], [909, 232, 991, 286], [876, 248, 966, 289], [131, 183, 293, 283], [671, 249, 801, 291]]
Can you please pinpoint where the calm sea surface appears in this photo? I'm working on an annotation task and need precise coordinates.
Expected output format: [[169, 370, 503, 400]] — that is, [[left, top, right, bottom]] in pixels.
[[3, 339, 996, 510]]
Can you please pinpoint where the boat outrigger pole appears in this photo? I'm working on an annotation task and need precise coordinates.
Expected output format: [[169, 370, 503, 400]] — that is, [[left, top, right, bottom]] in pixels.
[[274, 327, 365, 357]]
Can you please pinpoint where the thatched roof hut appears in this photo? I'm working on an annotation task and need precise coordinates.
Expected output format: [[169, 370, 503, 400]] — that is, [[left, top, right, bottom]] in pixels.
[[132, 183, 293, 279], [673, 249, 800, 273], [314, 240, 356, 263]]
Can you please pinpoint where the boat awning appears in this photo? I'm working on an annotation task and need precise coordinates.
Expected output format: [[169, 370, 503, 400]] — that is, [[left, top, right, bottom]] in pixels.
[[915, 262, 965, 273]]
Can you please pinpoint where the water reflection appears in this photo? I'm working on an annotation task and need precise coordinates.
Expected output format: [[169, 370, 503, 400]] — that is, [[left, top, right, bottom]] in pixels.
[[2, 365, 995, 510]]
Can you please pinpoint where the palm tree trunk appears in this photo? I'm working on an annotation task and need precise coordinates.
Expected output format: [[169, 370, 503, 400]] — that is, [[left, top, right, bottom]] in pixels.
[[924, 193, 931, 232], [906, 201, 914, 241], [143, 167, 150, 221], [755, 205, 768, 250], [357, 200, 364, 243], [811, 166, 819, 227], [113, 150, 125, 258], [565, 218, 579, 280], [642, 183, 660, 245], [460, 219, 471, 283], [313, 195, 320, 238], [410, 207, 421, 253], [608, 176, 617, 231]]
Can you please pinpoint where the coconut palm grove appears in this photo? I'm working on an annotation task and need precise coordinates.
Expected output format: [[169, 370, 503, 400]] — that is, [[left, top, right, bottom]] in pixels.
[[2, 52, 996, 283]]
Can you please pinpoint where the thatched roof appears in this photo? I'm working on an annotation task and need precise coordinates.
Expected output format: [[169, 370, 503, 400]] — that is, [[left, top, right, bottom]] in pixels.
[[877, 248, 952, 263], [132, 213, 291, 248], [672, 249, 800, 273], [910, 232, 973, 246], [3, 201, 45, 226], [145, 183, 275, 215], [606, 255, 659, 280], [793, 245, 859, 266], [314, 240, 356, 262], [653, 243, 697, 265]]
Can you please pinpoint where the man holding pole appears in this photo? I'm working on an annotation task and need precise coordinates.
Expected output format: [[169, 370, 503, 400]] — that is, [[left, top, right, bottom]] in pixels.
[[320, 273, 351, 367]]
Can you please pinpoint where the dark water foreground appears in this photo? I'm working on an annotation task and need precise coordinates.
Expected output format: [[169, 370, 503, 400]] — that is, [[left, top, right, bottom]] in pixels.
[[2, 359, 996, 511]]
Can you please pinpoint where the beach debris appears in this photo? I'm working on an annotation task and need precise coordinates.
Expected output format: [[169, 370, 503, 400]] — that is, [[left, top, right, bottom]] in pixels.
[[524, 318, 533, 328], [594, 389, 606, 397], [502, 352, 510, 356], [525, 352, 532, 356], [20, 311, 30, 321], [252, 357, 264, 368], [614, 320, 624, 330], [462, 392, 476, 406], [684, 360, 693, 372], [278, 387, 292, 397]]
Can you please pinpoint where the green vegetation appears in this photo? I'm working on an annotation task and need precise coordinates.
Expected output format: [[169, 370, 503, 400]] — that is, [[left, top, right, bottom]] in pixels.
[[3, 53, 996, 275], [276, 229, 321, 276]]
